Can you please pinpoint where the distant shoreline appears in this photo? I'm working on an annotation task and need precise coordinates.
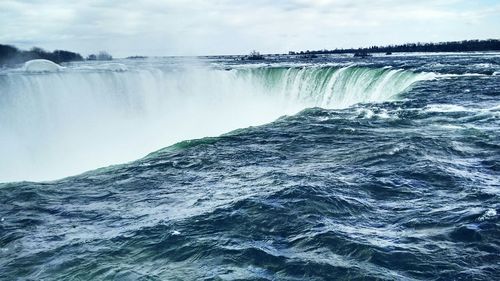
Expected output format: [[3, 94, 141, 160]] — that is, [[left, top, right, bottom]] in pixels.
[[2, 39, 500, 66], [0, 45, 114, 67], [287, 39, 500, 56], [0, 44, 83, 67]]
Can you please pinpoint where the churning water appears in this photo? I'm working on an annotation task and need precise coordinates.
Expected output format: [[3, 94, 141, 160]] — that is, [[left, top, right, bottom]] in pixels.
[[0, 54, 499, 280]]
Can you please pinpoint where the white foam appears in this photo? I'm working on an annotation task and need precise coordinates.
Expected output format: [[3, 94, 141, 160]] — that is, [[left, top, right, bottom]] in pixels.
[[478, 209, 497, 221], [473, 63, 495, 68], [487, 104, 500, 111], [23, 59, 62, 72], [424, 104, 470, 113], [437, 73, 488, 78], [96, 63, 128, 72]]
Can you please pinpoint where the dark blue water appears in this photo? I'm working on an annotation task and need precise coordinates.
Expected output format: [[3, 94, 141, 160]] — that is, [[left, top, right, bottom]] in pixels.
[[1, 54, 499, 280]]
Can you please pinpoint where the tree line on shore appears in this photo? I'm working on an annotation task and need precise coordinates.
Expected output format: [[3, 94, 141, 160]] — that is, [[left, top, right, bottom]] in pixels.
[[0, 44, 115, 67], [288, 39, 500, 55], [2, 39, 499, 66], [0, 44, 84, 66]]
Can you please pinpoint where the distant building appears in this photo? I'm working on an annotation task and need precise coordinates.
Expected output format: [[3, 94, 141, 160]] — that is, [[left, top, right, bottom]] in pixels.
[[97, 51, 112, 61], [87, 51, 113, 61], [353, 52, 372, 58], [245, 50, 264, 60]]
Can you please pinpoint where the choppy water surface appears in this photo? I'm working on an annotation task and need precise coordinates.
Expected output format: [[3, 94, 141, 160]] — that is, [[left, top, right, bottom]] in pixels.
[[0, 53, 499, 280]]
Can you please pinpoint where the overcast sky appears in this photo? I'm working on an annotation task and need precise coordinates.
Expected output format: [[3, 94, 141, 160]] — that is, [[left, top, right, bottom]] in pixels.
[[1, 0, 499, 57]]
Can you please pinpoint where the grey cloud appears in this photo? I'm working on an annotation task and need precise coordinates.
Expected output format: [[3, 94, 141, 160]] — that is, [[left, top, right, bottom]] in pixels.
[[1, 0, 499, 56]]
